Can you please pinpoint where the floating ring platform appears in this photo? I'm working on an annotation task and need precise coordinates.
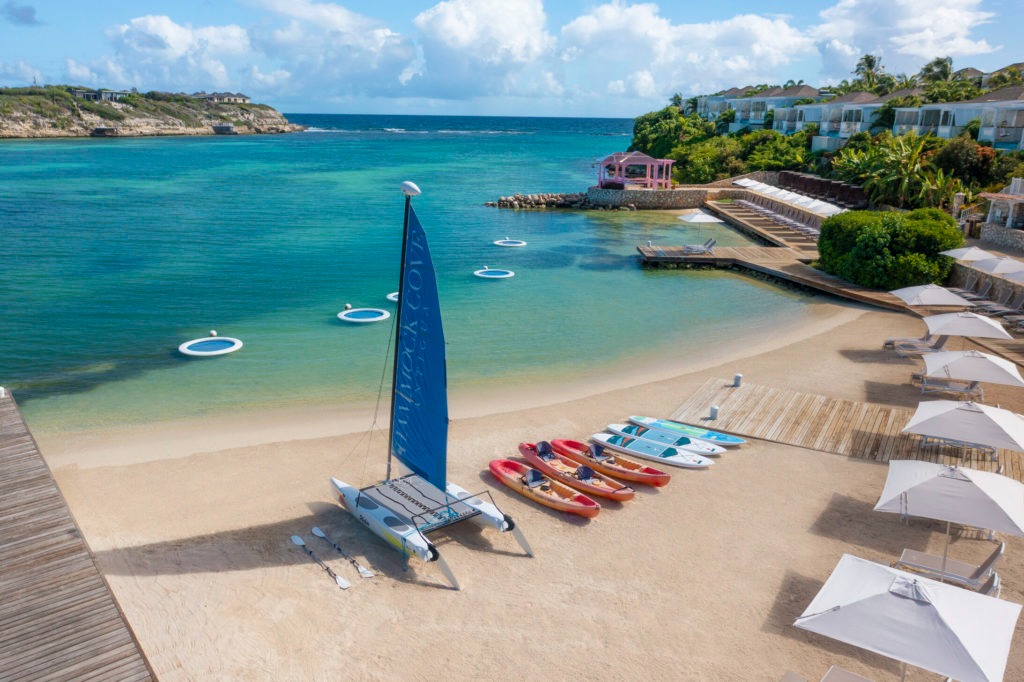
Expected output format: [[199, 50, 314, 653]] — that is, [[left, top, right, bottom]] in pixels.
[[493, 238, 527, 247], [386, 291, 399, 302], [474, 267, 515, 279], [338, 307, 391, 323], [179, 334, 243, 357]]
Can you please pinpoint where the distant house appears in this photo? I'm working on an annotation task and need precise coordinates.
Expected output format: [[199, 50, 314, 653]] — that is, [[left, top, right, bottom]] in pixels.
[[70, 88, 131, 103], [192, 92, 251, 104], [724, 85, 823, 133]]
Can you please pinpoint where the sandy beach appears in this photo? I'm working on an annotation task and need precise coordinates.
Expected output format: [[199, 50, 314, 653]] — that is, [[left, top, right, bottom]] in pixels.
[[37, 300, 1024, 681]]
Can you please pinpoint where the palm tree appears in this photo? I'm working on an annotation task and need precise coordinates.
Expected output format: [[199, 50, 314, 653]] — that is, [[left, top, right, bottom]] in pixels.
[[855, 54, 884, 90], [918, 57, 953, 83], [988, 67, 1024, 90], [684, 96, 699, 115], [783, 79, 805, 89], [893, 73, 918, 90], [670, 93, 683, 109]]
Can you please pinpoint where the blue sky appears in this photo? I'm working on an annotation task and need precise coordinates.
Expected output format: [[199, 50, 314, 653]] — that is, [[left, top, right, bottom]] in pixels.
[[1, 0, 1019, 117]]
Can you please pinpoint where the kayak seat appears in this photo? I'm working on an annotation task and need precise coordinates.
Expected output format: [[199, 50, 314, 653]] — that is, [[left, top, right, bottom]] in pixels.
[[523, 469, 547, 488], [588, 443, 611, 462], [576, 465, 596, 481], [536, 441, 555, 460]]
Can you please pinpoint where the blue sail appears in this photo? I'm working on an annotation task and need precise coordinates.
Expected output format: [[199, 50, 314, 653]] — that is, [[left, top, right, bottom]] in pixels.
[[391, 204, 448, 489]]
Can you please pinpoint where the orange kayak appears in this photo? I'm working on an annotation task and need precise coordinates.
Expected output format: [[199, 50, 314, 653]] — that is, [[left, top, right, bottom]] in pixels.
[[519, 442, 635, 502], [550, 438, 671, 487], [488, 458, 601, 518]]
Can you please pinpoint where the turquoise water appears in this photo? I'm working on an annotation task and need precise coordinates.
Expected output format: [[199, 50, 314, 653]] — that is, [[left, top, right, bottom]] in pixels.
[[0, 114, 814, 431]]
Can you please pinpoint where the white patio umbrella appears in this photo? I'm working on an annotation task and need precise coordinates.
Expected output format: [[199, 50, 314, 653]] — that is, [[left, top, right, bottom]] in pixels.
[[902, 400, 1024, 454], [972, 257, 1024, 275], [794, 554, 1021, 682], [923, 312, 1013, 340], [889, 284, 972, 306], [876, 461, 1024, 534], [924, 350, 1024, 388], [732, 177, 757, 187], [1003, 269, 1024, 284], [941, 246, 997, 262], [677, 212, 724, 224], [875, 460, 1024, 581]]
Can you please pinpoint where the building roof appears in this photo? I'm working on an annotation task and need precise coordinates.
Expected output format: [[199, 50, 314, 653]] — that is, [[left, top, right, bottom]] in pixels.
[[599, 151, 668, 165], [776, 84, 820, 98], [959, 86, 1024, 104], [991, 63, 1024, 75], [875, 87, 926, 102], [825, 91, 879, 105], [954, 67, 984, 79]]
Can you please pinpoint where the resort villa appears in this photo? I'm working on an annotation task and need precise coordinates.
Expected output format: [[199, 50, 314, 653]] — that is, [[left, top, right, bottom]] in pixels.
[[696, 65, 1024, 154]]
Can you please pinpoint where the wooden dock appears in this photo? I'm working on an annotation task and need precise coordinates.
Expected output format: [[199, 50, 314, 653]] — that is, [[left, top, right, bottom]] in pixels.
[[672, 378, 1020, 479], [635, 244, 909, 312], [0, 390, 153, 681]]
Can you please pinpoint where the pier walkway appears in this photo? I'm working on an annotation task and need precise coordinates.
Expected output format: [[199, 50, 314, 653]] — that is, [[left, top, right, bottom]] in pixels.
[[635, 244, 908, 312], [0, 389, 153, 681], [672, 378, 1018, 478]]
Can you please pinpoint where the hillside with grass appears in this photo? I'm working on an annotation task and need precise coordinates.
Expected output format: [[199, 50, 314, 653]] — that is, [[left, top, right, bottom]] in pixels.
[[0, 86, 303, 138]]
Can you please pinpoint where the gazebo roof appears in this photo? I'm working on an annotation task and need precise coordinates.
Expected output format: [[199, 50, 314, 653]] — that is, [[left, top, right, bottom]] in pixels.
[[599, 151, 665, 165]]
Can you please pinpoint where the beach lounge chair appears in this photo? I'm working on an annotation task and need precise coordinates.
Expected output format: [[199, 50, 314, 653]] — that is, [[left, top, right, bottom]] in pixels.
[[961, 279, 994, 304], [894, 335, 949, 357], [893, 542, 1004, 591], [919, 434, 998, 460], [920, 377, 984, 401], [975, 288, 1024, 316], [883, 332, 932, 349], [947, 272, 979, 298], [682, 238, 715, 255], [819, 666, 874, 682]]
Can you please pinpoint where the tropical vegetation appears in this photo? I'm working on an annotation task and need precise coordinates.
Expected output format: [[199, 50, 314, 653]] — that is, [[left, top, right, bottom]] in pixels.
[[816, 209, 964, 289]]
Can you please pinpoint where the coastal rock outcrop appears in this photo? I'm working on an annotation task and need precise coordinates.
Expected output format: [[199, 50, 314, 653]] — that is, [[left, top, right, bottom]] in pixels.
[[486, 192, 635, 210], [0, 89, 304, 139]]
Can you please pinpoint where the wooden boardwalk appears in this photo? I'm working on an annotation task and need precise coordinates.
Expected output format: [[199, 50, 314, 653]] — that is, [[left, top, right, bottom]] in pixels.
[[635, 244, 909, 312], [0, 390, 153, 681], [672, 378, 1021, 480]]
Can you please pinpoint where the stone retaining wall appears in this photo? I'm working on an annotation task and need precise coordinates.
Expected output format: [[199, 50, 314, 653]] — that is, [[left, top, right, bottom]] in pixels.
[[980, 223, 1024, 252]]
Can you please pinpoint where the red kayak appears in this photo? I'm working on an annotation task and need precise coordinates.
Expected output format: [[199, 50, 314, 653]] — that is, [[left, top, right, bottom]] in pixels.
[[550, 438, 671, 487], [519, 442, 635, 502], [488, 458, 600, 518]]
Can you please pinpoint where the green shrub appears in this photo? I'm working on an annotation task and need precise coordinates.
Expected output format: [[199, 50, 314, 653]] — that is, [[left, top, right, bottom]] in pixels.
[[817, 209, 963, 289]]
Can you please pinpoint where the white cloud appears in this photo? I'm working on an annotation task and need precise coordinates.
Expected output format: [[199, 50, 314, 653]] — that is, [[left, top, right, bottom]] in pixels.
[[812, 0, 996, 80], [410, 0, 556, 98], [560, 3, 815, 101], [0, 58, 43, 84]]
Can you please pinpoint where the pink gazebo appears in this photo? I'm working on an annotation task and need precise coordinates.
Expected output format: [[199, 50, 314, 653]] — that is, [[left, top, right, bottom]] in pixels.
[[597, 151, 675, 190]]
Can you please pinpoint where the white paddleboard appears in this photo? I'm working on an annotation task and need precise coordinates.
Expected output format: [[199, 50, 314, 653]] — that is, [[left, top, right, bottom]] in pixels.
[[607, 423, 725, 456], [628, 415, 746, 447], [591, 433, 713, 469]]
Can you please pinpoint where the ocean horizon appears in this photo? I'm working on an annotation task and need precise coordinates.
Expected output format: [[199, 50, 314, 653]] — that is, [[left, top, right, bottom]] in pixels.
[[1, 113, 821, 432]]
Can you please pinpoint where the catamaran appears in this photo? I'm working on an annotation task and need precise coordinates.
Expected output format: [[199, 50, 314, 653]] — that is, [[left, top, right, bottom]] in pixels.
[[329, 181, 532, 590]]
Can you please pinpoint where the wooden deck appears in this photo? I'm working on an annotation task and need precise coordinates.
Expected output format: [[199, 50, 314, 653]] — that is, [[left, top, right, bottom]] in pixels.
[[0, 390, 153, 681], [672, 378, 1020, 479], [635, 244, 909, 312], [705, 200, 821, 253]]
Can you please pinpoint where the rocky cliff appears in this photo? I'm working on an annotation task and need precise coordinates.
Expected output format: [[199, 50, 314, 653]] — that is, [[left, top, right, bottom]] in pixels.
[[0, 87, 304, 138]]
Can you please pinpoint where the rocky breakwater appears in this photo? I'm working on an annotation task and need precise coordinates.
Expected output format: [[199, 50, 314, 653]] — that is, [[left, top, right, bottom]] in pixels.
[[486, 192, 636, 210]]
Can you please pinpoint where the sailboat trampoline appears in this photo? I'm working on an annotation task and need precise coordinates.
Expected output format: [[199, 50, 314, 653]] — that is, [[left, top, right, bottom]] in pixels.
[[329, 181, 532, 590]]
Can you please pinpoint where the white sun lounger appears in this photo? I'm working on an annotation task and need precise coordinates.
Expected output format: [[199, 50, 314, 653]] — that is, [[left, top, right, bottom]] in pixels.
[[893, 542, 1004, 591]]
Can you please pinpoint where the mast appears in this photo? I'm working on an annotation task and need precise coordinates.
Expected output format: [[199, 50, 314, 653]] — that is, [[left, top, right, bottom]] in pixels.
[[386, 181, 422, 481]]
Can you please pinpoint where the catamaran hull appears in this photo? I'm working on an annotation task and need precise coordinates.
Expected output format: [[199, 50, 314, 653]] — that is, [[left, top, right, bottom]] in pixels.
[[329, 477, 438, 563]]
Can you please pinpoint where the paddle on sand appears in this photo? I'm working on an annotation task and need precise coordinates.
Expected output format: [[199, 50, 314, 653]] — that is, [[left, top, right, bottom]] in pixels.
[[311, 526, 375, 578], [290, 535, 350, 590]]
